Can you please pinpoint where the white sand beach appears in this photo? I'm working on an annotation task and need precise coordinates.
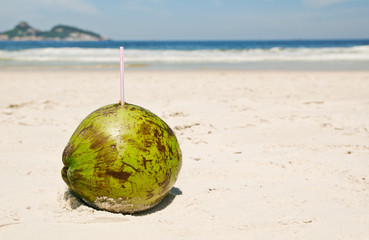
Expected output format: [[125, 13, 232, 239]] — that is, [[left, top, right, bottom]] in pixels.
[[0, 70, 369, 239]]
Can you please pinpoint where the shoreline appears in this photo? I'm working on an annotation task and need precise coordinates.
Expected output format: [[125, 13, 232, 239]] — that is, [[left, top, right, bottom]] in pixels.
[[1, 64, 369, 72]]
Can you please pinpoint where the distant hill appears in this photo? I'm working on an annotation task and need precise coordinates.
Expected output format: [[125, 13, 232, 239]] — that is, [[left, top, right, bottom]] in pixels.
[[0, 21, 108, 41]]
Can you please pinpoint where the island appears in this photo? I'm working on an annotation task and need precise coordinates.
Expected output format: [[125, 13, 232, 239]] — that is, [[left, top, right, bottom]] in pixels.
[[0, 21, 108, 41]]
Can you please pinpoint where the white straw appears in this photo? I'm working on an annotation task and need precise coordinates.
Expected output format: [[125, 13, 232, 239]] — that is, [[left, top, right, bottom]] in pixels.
[[120, 46, 125, 105]]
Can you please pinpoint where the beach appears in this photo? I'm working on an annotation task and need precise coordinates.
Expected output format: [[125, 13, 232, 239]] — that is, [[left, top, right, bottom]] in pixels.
[[0, 69, 369, 239]]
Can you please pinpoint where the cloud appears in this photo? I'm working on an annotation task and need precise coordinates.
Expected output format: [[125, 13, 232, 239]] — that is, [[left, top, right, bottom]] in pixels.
[[302, 0, 351, 7], [213, 0, 222, 8]]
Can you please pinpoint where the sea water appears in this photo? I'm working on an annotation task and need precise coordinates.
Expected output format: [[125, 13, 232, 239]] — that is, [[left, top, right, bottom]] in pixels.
[[0, 40, 368, 70]]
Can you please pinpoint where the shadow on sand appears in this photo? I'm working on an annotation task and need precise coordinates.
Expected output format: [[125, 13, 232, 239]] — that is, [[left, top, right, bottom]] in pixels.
[[64, 187, 182, 215], [134, 187, 182, 216]]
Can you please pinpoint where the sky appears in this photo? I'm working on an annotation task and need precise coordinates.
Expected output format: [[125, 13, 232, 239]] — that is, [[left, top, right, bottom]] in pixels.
[[0, 0, 368, 40]]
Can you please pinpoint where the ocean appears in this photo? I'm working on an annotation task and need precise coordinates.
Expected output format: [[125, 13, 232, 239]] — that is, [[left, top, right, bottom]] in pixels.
[[0, 40, 369, 70]]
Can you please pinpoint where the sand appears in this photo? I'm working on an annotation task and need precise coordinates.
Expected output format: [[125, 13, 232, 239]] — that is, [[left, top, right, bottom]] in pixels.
[[0, 70, 369, 239]]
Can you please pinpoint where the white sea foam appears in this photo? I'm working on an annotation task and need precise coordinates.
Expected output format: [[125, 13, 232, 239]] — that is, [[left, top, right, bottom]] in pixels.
[[1, 45, 369, 64]]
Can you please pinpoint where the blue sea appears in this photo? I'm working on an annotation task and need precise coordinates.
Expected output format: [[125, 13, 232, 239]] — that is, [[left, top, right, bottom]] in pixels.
[[0, 40, 369, 70]]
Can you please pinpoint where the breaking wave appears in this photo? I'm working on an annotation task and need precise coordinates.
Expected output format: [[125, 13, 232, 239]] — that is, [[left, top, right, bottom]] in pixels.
[[1, 45, 369, 65]]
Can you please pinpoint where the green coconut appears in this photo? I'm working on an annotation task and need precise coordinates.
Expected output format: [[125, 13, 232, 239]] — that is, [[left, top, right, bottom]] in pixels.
[[62, 103, 182, 213]]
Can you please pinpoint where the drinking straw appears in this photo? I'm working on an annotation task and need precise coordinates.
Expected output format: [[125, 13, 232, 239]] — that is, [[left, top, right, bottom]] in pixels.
[[120, 46, 125, 105]]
